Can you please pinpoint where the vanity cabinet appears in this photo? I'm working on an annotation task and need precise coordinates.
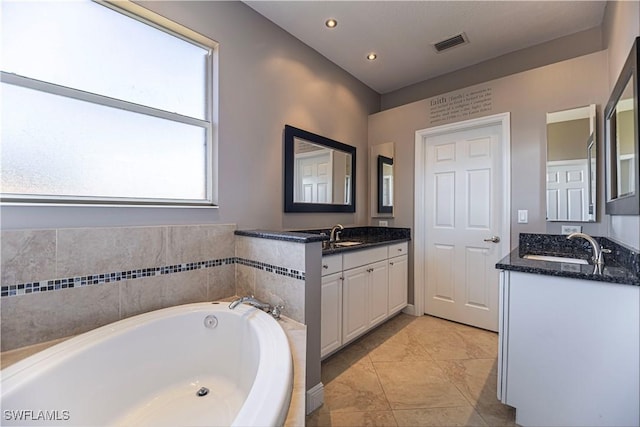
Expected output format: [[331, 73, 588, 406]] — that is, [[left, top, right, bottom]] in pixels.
[[388, 243, 408, 315], [321, 242, 408, 359], [320, 255, 343, 357], [498, 270, 640, 427]]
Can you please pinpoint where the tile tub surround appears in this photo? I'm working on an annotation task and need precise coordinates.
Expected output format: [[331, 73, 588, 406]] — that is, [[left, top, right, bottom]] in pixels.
[[495, 233, 640, 286], [234, 229, 324, 414], [1, 224, 309, 351]]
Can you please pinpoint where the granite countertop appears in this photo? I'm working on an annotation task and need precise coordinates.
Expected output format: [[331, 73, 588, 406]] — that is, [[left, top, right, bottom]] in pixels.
[[237, 227, 411, 255], [305, 226, 411, 255], [496, 233, 640, 286]]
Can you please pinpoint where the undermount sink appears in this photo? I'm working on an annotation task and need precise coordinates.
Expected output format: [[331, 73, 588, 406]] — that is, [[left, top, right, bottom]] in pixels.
[[333, 241, 364, 247], [523, 254, 589, 265]]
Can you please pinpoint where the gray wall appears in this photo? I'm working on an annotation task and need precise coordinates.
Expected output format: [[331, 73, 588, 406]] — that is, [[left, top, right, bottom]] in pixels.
[[369, 51, 609, 249], [0, 1, 380, 232]]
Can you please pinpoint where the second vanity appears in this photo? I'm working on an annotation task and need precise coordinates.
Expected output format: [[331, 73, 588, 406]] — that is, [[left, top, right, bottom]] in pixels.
[[496, 233, 640, 427], [302, 226, 411, 359]]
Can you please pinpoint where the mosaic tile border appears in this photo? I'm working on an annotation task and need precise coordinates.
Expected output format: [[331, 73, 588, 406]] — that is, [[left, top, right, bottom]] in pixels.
[[1, 257, 305, 298]]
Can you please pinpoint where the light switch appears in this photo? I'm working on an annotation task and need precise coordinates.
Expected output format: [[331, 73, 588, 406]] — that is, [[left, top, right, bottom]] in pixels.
[[517, 210, 528, 224]]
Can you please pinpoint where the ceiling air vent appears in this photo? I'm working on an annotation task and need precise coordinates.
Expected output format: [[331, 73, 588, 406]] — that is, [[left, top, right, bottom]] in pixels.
[[433, 33, 468, 53]]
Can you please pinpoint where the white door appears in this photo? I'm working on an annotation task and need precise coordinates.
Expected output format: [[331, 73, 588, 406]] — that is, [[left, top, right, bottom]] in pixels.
[[294, 151, 332, 203], [342, 266, 369, 344], [320, 272, 342, 358], [367, 260, 389, 328], [415, 114, 510, 332], [546, 159, 589, 221]]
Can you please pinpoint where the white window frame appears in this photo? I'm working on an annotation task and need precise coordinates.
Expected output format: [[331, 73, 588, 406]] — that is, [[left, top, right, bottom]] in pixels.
[[0, 0, 219, 207]]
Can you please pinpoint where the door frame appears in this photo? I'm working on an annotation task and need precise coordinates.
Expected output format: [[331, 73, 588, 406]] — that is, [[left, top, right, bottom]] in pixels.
[[413, 113, 511, 317]]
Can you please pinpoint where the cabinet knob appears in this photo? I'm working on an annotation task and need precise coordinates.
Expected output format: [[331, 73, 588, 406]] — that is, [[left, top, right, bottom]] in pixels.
[[322, 265, 328, 269], [390, 261, 394, 266]]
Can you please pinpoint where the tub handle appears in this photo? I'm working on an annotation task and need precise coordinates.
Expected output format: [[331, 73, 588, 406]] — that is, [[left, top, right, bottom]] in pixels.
[[271, 304, 284, 319]]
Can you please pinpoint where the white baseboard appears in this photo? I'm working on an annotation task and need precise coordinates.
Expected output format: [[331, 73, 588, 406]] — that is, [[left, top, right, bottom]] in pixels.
[[306, 382, 324, 415], [402, 304, 419, 316]]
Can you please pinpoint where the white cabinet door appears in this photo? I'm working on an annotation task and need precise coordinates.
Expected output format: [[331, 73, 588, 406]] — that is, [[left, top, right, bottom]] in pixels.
[[321, 272, 343, 359], [388, 254, 408, 315], [368, 260, 389, 328], [342, 265, 369, 344]]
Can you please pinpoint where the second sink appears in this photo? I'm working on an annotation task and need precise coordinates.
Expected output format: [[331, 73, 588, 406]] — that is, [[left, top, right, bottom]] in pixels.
[[523, 254, 588, 265]]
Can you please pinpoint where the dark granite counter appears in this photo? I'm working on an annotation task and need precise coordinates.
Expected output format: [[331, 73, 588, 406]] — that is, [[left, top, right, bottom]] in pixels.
[[234, 229, 327, 243], [296, 226, 411, 255], [496, 233, 639, 286], [234, 227, 411, 255]]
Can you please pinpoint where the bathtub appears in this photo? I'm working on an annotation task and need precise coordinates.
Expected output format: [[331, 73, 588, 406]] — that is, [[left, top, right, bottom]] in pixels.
[[1, 302, 293, 427]]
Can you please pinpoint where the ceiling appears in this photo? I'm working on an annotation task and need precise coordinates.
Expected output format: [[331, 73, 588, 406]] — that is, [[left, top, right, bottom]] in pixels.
[[245, 1, 607, 94]]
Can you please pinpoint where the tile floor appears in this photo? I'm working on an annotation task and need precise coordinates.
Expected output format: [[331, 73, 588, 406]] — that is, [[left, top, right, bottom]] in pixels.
[[307, 314, 517, 426]]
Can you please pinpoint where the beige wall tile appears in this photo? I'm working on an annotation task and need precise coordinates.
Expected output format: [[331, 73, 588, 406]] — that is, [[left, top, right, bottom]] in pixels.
[[253, 270, 305, 323], [236, 236, 305, 272], [57, 227, 166, 277], [1, 229, 56, 285], [1, 284, 120, 352], [119, 270, 208, 319], [166, 224, 236, 264], [208, 264, 236, 301], [235, 264, 256, 297]]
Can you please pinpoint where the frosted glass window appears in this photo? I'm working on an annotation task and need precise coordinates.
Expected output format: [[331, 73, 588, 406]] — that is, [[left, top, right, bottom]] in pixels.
[[0, 0, 216, 205], [1, 84, 206, 201], [2, 1, 208, 119]]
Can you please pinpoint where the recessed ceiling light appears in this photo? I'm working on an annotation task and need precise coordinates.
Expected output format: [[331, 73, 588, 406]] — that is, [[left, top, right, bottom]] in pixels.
[[325, 19, 337, 28], [367, 53, 377, 61]]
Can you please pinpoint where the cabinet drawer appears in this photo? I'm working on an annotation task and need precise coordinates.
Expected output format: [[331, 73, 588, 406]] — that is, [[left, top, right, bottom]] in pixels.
[[343, 246, 388, 270], [322, 254, 342, 276], [388, 242, 408, 258]]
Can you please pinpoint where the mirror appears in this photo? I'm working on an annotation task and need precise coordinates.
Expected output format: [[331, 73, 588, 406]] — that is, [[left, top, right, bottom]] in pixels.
[[284, 125, 356, 213], [605, 36, 639, 215], [370, 142, 395, 217], [377, 156, 393, 213], [546, 104, 597, 222]]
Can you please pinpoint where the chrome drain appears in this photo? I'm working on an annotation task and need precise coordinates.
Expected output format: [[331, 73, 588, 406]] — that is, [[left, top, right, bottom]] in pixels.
[[196, 387, 210, 397]]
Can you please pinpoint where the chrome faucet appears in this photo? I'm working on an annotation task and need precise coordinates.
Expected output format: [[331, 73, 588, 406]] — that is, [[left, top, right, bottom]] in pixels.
[[567, 232, 607, 270], [229, 295, 271, 311], [329, 224, 344, 243], [228, 295, 284, 319]]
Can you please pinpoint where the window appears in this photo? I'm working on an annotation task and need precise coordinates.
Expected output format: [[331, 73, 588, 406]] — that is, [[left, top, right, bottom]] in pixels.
[[0, 0, 217, 205]]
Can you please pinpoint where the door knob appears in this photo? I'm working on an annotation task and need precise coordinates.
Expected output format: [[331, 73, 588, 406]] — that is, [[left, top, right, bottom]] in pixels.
[[484, 236, 500, 243]]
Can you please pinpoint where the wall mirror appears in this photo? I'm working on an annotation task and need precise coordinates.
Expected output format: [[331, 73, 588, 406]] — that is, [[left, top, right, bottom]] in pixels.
[[284, 124, 356, 213], [370, 142, 394, 217], [605, 36, 639, 215], [378, 156, 394, 214], [545, 104, 597, 222]]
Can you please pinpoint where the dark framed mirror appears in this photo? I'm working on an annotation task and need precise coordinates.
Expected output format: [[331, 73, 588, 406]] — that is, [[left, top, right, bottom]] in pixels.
[[605, 36, 639, 215], [284, 124, 356, 213], [377, 155, 393, 214]]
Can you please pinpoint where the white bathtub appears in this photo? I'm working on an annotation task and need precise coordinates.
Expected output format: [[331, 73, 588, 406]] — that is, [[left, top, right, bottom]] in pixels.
[[1, 302, 293, 427]]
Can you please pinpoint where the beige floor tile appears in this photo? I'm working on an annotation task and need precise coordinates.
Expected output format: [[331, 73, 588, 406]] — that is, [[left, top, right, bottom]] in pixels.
[[436, 358, 500, 407], [374, 361, 469, 409], [308, 314, 516, 427], [323, 359, 391, 413], [307, 409, 399, 427], [393, 406, 488, 427], [476, 403, 517, 426], [366, 329, 434, 363]]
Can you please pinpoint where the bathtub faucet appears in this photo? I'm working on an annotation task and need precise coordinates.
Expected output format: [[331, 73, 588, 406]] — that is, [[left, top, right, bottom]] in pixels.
[[229, 296, 284, 319]]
